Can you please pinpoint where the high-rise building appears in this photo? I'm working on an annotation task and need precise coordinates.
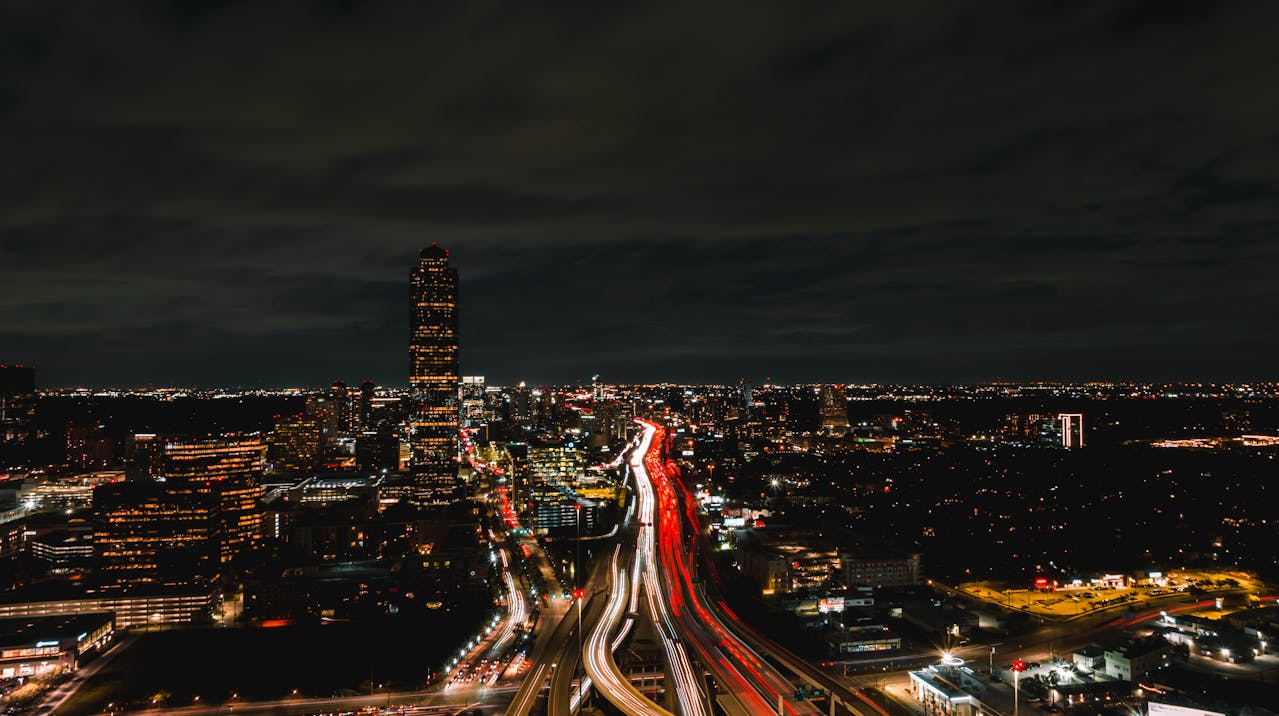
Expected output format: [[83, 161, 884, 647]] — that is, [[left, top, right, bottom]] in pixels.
[[358, 379, 376, 429], [409, 244, 460, 502], [1059, 413, 1085, 449], [163, 437, 266, 563], [66, 422, 113, 472], [92, 480, 221, 591], [819, 385, 851, 435], [355, 429, 401, 472], [123, 433, 164, 481], [270, 415, 322, 472], [304, 394, 339, 447], [529, 439, 583, 487], [0, 364, 36, 445], [329, 380, 352, 434], [460, 376, 487, 426], [513, 382, 533, 424]]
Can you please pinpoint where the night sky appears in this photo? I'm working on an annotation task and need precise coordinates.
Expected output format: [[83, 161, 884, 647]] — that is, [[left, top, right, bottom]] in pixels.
[[3, 2, 1278, 387]]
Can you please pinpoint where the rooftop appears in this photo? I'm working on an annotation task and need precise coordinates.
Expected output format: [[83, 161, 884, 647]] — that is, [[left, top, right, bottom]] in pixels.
[[0, 612, 113, 648]]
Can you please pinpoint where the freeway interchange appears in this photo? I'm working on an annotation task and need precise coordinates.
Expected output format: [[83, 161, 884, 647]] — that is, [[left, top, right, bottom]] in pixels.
[[504, 421, 877, 716]]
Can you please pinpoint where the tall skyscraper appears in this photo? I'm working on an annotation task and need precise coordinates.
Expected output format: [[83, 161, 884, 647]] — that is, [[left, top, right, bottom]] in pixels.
[[358, 379, 376, 429], [409, 244, 460, 502], [0, 364, 36, 445], [329, 379, 352, 433]]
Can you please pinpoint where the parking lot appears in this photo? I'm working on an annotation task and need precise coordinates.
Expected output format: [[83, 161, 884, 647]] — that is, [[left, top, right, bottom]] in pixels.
[[957, 570, 1262, 620]]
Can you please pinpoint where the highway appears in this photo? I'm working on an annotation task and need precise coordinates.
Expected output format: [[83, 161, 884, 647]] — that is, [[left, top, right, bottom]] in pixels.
[[581, 545, 675, 716], [637, 421, 826, 716], [631, 426, 710, 716], [644, 420, 888, 716], [509, 422, 876, 716]]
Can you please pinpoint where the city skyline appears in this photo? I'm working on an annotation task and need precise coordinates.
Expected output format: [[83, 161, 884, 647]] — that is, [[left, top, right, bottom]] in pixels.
[[3, 5, 1278, 716], [4, 3, 1279, 386]]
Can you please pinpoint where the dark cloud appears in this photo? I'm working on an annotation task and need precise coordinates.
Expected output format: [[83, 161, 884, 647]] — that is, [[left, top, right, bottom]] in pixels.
[[1, 0, 1278, 386]]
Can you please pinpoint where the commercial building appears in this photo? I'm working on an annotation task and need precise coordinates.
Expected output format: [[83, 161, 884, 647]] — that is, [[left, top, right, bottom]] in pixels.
[[329, 380, 353, 434], [819, 385, 850, 435], [358, 380, 376, 429], [1059, 413, 1084, 448], [270, 414, 322, 472], [843, 551, 923, 588], [0, 612, 114, 679], [30, 530, 93, 572], [65, 423, 113, 472], [92, 480, 221, 591], [164, 437, 266, 562], [355, 429, 401, 472], [408, 244, 460, 503], [737, 536, 923, 595], [528, 440, 583, 487], [1102, 636, 1173, 680], [0, 364, 36, 445], [0, 588, 218, 628], [460, 376, 487, 426], [123, 433, 164, 480], [284, 474, 381, 510], [908, 659, 990, 716]]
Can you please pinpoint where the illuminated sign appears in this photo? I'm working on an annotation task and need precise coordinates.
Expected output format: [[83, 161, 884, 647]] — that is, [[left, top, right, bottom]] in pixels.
[[722, 516, 746, 528], [35, 641, 59, 648], [818, 597, 845, 613]]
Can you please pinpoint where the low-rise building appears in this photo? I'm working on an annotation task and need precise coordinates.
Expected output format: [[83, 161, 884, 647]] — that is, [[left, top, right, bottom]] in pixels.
[[1072, 645, 1105, 673], [1103, 636, 1173, 680], [0, 612, 114, 679], [828, 626, 901, 655], [908, 660, 990, 716], [0, 586, 219, 628]]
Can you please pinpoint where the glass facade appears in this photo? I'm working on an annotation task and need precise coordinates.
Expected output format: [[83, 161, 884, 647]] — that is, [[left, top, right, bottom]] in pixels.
[[409, 244, 460, 503]]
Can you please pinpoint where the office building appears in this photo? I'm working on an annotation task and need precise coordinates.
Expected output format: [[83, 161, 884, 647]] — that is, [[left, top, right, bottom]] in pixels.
[[355, 429, 401, 472], [329, 379, 352, 433], [460, 376, 487, 426], [123, 433, 164, 481], [92, 480, 221, 591], [358, 379, 376, 429], [528, 440, 583, 487], [842, 551, 923, 588], [409, 244, 460, 502], [65, 423, 113, 472], [819, 384, 850, 435], [0, 364, 36, 445], [163, 437, 266, 563], [30, 530, 94, 572], [1059, 413, 1084, 448], [513, 382, 533, 424], [270, 414, 322, 472]]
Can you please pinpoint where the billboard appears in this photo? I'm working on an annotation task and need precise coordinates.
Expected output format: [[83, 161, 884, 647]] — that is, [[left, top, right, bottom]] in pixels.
[[818, 597, 845, 613]]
